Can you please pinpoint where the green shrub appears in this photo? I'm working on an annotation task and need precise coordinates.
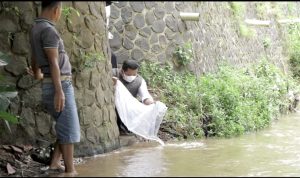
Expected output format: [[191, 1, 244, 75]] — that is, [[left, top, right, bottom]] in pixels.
[[287, 24, 300, 79], [174, 42, 194, 67], [0, 51, 18, 126], [140, 59, 298, 139]]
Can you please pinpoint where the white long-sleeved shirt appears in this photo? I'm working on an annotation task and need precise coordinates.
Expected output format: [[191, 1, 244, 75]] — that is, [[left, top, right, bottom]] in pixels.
[[138, 78, 154, 103]]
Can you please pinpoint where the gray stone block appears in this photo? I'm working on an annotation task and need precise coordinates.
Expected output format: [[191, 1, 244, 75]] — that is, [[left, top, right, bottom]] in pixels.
[[165, 43, 177, 59], [0, 32, 11, 51], [157, 52, 166, 62], [17, 75, 39, 90], [165, 28, 175, 40], [151, 20, 166, 33], [76, 29, 94, 49], [110, 5, 120, 19], [175, 2, 185, 11], [66, 10, 84, 33], [145, 2, 157, 9], [159, 35, 168, 48], [165, 16, 178, 32], [139, 27, 152, 38], [89, 2, 101, 18], [124, 24, 137, 40], [0, 12, 20, 33], [173, 33, 184, 45], [114, 1, 127, 8], [114, 20, 124, 33], [150, 33, 158, 44], [20, 10, 34, 31], [4, 55, 27, 76], [165, 2, 176, 13], [115, 49, 131, 64], [131, 48, 144, 61], [153, 7, 165, 19], [123, 37, 134, 50], [151, 44, 161, 54], [178, 20, 187, 33], [133, 13, 145, 29], [121, 7, 133, 24], [109, 32, 122, 50], [130, 1, 145, 13], [135, 38, 150, 51], [85, 16, 105, 35], [74, 2, 90, 15], [35, 112, 52, 136], [145, 11, 156, 25]]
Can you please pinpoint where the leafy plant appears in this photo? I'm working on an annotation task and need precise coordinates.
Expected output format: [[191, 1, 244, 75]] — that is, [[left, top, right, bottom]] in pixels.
[[77, 50, 105, 71], [263, 37, 271, 49], [255, 2, 270, 20], [0, 51, 19, 131], [174, 42, 194, 67], [287, 23, 300, 79], [229, 2, 245, 18], [239, 24, 255, 38], [140, 59, 299, 139], [62, 6, 80, 24], [2, 5, 20, 16]]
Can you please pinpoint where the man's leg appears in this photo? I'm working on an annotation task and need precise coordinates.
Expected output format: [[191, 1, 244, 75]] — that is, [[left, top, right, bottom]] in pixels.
[[49, 141, 64, 170], [116, 108, 130, 133], [59, 143, 76, 173]]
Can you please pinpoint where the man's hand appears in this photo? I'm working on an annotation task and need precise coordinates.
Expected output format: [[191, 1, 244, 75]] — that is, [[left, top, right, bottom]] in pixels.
[[112, 77, 118, 85], [30, 56, 44, 80], [54, 89, 65, 112], [26, 66, 34, 76], [143, 98, 155, 105]]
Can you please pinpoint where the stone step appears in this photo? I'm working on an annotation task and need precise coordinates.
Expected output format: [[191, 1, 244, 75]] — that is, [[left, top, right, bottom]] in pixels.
[[119, 135, 138, 147]]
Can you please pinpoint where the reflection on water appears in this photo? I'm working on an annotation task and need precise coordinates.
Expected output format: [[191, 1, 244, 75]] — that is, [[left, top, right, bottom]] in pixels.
[[76, 112, 300, 177]]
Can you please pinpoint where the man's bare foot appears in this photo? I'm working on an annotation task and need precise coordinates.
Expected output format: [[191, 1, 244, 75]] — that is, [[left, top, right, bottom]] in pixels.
[[49, 164, 65, 172], [57, 171, 78, 177]]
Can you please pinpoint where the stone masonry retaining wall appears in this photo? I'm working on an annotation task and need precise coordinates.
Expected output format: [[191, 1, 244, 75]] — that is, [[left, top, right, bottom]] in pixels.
[[109, 2, 289, 76], [0, 1, 119, 157]]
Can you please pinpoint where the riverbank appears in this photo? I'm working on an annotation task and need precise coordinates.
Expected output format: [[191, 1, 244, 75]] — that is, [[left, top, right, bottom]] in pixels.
[[0, 134, 162, 177]]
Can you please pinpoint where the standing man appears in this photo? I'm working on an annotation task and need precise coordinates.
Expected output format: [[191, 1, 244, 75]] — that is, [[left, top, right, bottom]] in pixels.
[[29, 1, 80, 175]]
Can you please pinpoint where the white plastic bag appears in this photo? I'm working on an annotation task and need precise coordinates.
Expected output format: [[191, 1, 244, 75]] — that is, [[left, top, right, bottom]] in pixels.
[[115, 80, 167, 145]]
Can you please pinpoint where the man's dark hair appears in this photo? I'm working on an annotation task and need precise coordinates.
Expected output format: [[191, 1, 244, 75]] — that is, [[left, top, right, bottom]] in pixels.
[[122, 60, 140, 71], [42, 1, 61, 10]]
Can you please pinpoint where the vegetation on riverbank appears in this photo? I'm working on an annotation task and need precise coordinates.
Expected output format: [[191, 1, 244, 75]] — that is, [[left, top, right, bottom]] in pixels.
[[140, 59, 300, 140], [288, 23, 300, 80]]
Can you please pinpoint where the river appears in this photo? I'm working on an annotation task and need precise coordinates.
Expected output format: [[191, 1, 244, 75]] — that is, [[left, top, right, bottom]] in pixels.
[[74, 111, 300, 177]]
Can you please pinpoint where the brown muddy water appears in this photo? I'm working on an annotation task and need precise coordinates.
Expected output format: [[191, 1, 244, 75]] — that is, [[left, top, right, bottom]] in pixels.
[[74, 112, 300, 177]]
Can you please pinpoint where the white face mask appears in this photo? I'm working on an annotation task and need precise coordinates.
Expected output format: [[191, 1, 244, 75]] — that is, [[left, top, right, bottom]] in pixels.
[[123, 73, 137, 83]]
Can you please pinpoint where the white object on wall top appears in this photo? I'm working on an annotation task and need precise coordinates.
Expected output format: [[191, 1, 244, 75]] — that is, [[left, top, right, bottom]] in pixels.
[[180, 12, 200, 21]]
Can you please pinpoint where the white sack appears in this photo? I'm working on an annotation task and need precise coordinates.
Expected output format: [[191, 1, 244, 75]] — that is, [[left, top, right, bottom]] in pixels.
[[115, 80, 167, 145]]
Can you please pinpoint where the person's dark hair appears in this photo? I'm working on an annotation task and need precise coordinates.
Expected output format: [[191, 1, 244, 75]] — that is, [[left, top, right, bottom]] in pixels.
[[42, 1, 61, 10], [122, 60, 140, 71], [111, 52, 117, 68], [106, 1, 112, 6]]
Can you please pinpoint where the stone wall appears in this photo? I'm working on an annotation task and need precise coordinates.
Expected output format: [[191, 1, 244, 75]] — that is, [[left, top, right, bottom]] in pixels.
[[0, 2, 120, 157], [108, 2, 289, 76]]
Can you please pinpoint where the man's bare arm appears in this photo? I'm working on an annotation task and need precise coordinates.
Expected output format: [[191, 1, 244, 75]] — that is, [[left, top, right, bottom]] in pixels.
[[44, 48, 65, 112]]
